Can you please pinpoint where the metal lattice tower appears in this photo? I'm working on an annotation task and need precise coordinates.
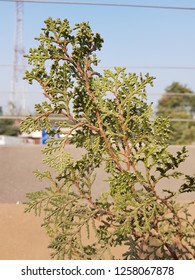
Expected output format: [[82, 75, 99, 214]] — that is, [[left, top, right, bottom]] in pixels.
[[9, 0, 26, 115]]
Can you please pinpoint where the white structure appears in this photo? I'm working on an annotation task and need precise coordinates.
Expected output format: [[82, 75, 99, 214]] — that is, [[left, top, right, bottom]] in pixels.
[[0, 135, 21, 145], [20, 130, 42, 144]]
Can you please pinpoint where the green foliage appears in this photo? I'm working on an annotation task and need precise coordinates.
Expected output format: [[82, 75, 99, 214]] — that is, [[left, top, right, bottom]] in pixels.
[[0, 119, 20, 136], [156, 82, 195, 144], [21, 18, 195, 260]]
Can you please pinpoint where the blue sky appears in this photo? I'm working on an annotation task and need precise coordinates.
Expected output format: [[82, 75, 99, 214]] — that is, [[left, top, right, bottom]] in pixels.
[[0, 0, 195, 113]]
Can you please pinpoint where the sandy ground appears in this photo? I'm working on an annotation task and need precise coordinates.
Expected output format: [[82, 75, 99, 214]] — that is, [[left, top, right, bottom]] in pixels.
[[0, 145, 109, 203], [0, 204, 51, 260], [0, 145, 195, 259]]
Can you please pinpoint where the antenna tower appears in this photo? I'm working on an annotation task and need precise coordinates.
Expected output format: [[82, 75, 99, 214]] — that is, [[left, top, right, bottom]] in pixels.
[[10, 0, 26, 115]]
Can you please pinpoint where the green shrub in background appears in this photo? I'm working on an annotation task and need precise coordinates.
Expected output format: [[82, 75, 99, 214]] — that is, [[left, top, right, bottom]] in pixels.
[[156, 82, 195, 145], [20, 18, 195, 260], [0, 119, 20, 136]]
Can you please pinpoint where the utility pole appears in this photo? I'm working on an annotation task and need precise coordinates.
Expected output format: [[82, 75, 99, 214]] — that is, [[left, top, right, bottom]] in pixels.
[[10, 0, 26, 115]]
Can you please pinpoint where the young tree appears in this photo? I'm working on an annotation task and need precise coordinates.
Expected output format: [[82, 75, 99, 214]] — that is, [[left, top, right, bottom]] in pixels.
[[156, 82, 195, 144], [21, 18, 195, 260]]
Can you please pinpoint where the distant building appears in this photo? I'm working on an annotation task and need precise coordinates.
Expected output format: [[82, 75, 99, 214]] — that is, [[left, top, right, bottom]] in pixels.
[[20, 127, 73, 145], [0, 135, 21, 145], [20, 130, 42, 144]]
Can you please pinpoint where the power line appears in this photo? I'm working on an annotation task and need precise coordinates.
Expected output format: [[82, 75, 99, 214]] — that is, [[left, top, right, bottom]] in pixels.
[[1, 115, 195, 122], [1, 0, 195, 11], [98, 66, 195, 70], [1, 64, 195, 70], [1, 90, 195, 97]]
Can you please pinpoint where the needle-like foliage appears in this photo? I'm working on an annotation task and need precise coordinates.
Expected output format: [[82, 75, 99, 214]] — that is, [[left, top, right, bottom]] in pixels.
[[21, 18, 195, 260]]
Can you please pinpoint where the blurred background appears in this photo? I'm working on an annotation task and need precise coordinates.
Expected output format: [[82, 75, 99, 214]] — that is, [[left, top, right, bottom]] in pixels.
[[0, 0, 195, 260], [0, 0, 195, 145]]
